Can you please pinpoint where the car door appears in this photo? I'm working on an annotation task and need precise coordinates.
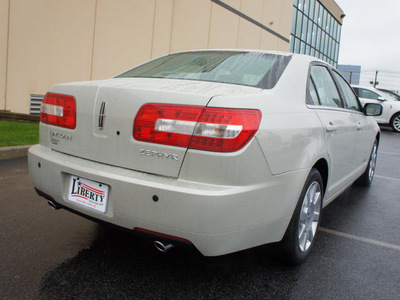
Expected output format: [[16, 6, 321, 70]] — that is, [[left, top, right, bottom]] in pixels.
[[308, 65, 358, 201], [353, 87, 390, 123], [332, 72, 374, 171]]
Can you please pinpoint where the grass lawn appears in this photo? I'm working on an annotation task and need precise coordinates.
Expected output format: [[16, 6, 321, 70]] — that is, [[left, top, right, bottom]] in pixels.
[[0, 120, 39, 147]]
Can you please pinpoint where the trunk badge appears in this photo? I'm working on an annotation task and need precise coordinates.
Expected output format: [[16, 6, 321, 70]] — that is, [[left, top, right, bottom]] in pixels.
[[98, 101, 106, 130]]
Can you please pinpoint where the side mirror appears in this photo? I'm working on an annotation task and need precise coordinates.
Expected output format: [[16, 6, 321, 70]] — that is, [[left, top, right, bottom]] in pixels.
[[364, 103, 382, 116], [377, 96, 386, 102]]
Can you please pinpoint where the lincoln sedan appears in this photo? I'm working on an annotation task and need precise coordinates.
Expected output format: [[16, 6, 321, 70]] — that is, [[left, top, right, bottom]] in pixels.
[[29, 50, 382, 264]]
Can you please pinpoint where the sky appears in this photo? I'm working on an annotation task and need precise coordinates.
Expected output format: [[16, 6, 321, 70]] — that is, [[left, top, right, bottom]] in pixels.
[[334, 0, 400, 90]]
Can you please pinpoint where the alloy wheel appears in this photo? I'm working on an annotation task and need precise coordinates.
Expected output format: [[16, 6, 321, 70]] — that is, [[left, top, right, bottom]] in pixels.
[[298, 181, 322, 252]]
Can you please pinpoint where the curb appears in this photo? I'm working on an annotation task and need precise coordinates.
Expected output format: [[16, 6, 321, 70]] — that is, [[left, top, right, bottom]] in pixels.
[[0, 145, 33, 160], [0, 112, 39, 123]]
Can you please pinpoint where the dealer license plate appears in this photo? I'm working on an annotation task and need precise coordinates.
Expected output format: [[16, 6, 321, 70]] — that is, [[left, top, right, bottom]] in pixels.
[[67, 175, 109, 213]]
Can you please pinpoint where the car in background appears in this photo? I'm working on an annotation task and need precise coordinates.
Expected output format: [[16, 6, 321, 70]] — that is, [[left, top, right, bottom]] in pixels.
[[378, 88, 400, 101], [352, 85, 400, 132], [29, 50, 382, 264]]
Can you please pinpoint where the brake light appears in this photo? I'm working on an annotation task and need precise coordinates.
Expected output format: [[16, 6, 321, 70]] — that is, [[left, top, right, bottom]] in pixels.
[[40, 92, 76, 129], [133, 104, 261, 152]]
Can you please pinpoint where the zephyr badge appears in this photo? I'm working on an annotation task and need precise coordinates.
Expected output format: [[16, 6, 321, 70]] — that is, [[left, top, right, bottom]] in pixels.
[[98, 101, 106, 130]]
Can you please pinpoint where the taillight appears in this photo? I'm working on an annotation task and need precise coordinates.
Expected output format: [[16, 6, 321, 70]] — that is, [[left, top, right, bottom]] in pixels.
[[133, 103, 261, 152], [40, 92, 76, 129]]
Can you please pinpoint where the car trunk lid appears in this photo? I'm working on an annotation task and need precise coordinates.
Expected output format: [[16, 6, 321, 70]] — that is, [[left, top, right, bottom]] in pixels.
[[43, 78, 261, 178]]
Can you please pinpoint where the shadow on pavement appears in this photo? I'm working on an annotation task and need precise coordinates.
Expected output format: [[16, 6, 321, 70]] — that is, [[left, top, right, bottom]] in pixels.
[[38, 224, 301, 299]]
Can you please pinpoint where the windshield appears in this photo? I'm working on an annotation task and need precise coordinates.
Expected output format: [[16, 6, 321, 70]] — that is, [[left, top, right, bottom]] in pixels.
[[379, 90, 400, 101], [116, 51, 291, 89]]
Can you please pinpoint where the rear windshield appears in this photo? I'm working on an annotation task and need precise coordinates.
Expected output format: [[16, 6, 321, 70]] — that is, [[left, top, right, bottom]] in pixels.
[[116, 51, 291, 89]]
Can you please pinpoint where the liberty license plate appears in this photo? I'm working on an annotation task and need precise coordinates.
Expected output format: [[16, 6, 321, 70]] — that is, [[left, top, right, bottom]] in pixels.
[[67, 175, 109, 213]]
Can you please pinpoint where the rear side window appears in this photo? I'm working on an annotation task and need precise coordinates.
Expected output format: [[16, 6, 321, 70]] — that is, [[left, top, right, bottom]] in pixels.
[[353, 88, 380, 100], [310, 66, 342, 108], [332, 71, 361, 112], [116, 51, 291, 89]]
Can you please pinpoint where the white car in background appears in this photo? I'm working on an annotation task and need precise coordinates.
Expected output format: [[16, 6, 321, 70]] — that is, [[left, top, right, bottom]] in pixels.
[[352, 85, 400, 132], [29, 50, 382, 264]]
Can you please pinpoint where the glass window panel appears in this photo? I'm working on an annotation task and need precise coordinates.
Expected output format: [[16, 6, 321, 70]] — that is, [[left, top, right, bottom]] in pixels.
[[118, 51, 290, 88], [332, 71, 361, 111], [290, 35, 295, 52], [329, 17, 334, 36], [303, 0, 310, 15], [310, 47, 315, 56], [309, 0, 315, 20], [295, 37, 301, 53], [298, 0, 303, 11], [318, 4, 323, 26], [311, 66, 342, 108], [335, 43, 340, 62], [306, 19, 313, 44], [314, 2, 320, 23], [337, 24, 342, 41], [329, 38, 334, 59], [325, 14, 331, 33], [316, 27, 321, 50], [353, 88, 380, 100], [311, 23, 317, 47], [300, 41, 305, 54], [333, 21, 337, 41], [306, 45, 311, 55], [296, 10, 303, 37], [322, 9, 327, 31], [324, 35, 329, 55], [320, 31, 325, 52], [291, 7, 297, 35], [302, 15, 308, 40]]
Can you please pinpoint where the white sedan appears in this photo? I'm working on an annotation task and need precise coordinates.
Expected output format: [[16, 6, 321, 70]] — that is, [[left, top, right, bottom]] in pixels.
[[29, 50, 381, 264], [352, 85, 400, 132]]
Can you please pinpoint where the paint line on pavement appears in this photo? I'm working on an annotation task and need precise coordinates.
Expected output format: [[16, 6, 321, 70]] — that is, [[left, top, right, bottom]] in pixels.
[[320, 227, 400, 251], [375, 175, 400, 182]]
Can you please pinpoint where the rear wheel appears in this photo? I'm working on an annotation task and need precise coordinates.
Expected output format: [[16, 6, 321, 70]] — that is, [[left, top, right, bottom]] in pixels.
[[281, 168, 323, 265], [356, 139, 378, 186], [390, 113, 400, 132]]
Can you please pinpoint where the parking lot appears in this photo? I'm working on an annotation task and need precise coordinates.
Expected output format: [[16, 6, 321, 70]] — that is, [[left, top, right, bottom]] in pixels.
[[0, 128, 399, 299]]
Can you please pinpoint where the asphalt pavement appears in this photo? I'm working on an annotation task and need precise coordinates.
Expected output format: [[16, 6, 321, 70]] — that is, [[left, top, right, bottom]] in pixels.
[[0, 128, 399, 299]]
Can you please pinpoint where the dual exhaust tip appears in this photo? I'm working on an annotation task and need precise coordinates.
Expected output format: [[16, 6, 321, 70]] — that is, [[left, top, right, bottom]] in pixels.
[[154, 241, 174, 253], [48, 200, 61, 210], [47, 200, 175, 253]]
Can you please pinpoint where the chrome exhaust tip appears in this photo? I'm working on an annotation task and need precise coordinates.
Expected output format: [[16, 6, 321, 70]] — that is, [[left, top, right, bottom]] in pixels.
[[154, 241, 174, 253], [47, 200, 60, 210]]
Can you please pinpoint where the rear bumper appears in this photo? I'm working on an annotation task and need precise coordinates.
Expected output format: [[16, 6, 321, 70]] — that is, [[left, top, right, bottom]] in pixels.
[[28, 144, 308, 256]]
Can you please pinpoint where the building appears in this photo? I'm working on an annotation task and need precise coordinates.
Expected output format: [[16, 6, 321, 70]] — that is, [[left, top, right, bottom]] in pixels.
[[290, 0, 344, 67], [0, 0, 343, 114], [337, 64, 361, 85]]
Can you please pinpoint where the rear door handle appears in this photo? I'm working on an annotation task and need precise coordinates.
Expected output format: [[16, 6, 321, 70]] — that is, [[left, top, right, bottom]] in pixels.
[[326, 123, 337, 132], [357, 122, 363, 130]]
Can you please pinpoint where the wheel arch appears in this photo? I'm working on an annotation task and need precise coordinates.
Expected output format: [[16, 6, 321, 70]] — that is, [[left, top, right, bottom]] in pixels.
[[389, 111, 400, 125], [312, 159, 328, 197]]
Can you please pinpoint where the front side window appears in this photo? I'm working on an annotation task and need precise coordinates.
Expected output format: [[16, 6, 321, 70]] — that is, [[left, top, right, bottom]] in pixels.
[[353, 88, 380, 100], [117, 51, 291, 89], [332, 71, 361, 112], [311, 66, 342, 108]]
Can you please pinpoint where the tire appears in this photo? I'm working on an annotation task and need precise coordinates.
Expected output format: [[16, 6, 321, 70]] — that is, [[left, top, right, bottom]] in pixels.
[[356, 139, 378, 186], [390, 112, 400, 132], [281, 168, 323, 265]]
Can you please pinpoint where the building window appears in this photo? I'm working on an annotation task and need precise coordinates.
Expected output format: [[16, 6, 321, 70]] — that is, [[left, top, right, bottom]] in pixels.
[[290, 0, 342, 67]]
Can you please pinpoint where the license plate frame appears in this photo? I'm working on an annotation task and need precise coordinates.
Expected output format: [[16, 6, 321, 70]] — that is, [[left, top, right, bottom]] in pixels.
[[67, 175, 109, 213]]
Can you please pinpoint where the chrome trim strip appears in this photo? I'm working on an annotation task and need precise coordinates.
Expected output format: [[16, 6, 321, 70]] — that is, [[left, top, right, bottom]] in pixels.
[[98, 101, 106, 130]]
